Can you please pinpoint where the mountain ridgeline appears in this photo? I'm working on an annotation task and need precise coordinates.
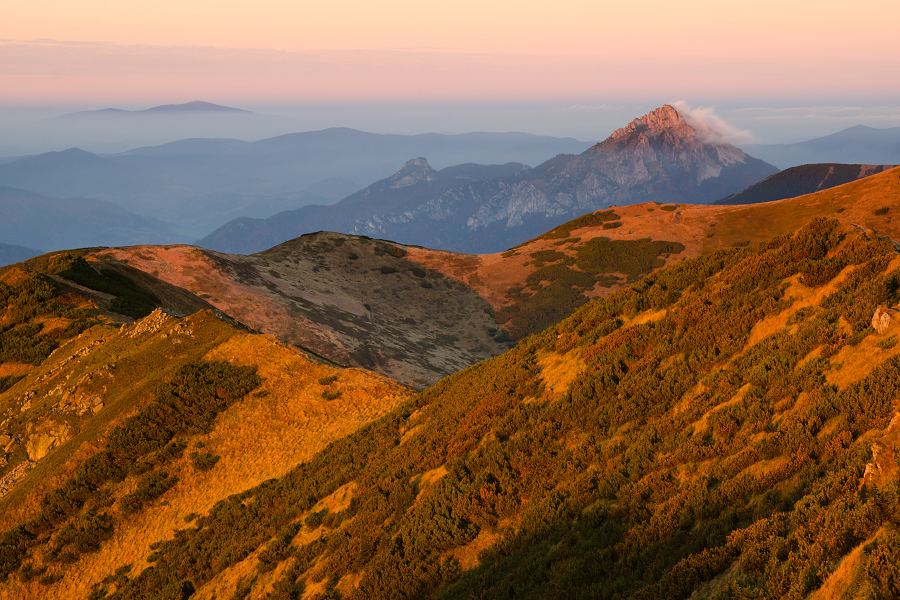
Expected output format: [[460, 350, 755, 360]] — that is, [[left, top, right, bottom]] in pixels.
[[0, 129, 590, 241], [4, 215, 900, 599], [200, 105, 779, 254], [715, 163, 896, 206]]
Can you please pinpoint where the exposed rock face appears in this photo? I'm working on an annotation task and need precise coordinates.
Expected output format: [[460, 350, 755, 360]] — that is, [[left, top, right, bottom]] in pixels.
[[0, 460, 34, 499], [201, 105, 778, 254], [862, 412, 899, 489], [872, 306, 896, 333], [25, 422, 70, 461], [587, 104, 749, 184]]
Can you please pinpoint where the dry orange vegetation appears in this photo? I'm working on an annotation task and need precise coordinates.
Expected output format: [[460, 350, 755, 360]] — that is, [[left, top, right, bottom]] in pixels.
[[0, 308, 411, 600]]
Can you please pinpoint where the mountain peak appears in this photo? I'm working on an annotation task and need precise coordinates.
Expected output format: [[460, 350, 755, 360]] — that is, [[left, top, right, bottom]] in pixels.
[[402, 157, 432, 169], [587, 104, 751, 167], [605, 104, 694, 144], [390, 157, 437, 188], [143, 101, 248, 113]]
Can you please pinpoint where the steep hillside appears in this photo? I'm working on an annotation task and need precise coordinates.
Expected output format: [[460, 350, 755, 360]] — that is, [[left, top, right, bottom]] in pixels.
[[434, 165, 900, 338], [200, 105, 779, 255], [7, 218, 900, 599], [0, 266, 411, 600], [715, 163, 895, 205]]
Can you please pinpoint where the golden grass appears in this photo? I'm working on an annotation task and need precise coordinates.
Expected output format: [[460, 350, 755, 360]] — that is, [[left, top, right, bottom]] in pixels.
[[691, 384, 751, 435], [411, 465, 449, 505], [0, 363, 33, 377], [314, 481, 357, 514], [623, 308, 668, 328], [536, 349, 585, 396], [1, 320, 412, 600], [672, 381, 709, 415], [741, 455, 790, 478], [826, 330, 900, 391], [0, 267, 31, 286], [809, 528, 883, 600], [335, 572, 365, 597], [449, 527, 502, 571]]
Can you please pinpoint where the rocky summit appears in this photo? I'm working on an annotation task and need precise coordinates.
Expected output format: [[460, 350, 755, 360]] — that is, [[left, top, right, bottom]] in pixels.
[[587, 104, 752, 184], [201, 105, 779, 254]]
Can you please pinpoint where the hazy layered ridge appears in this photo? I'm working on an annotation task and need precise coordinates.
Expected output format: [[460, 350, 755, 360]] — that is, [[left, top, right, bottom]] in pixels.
[[0, 186, 180, 252], [202, 105, 778, 254], [0, 128, 590, 239], [0, 243, 41, 268], [741, 124, 900, 169]]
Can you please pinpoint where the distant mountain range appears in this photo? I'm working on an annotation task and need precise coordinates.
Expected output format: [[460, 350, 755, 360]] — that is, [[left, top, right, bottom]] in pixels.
[[0, 186, 179, 253], [0, 129, 591, 238], [715, 163, 896, 205], [740, 124, 900, 168], [0, 242, 41, 267], [1, 101, 289, 155], [60, 100, 250, 117], [201, 105, 779, 254]]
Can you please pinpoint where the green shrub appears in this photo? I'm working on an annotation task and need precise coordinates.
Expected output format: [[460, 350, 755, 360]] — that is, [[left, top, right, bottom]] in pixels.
[[878, 336, 898, 350], [384, 246, 407, 258], [120, 472, 179, 514], [52, 256, 160, 319], [380, 266, 397, 275], [191, 452, 221, 472], [539, 210, 621, 239], [318, 375, 338, 385], [0, 374, 25, 393]]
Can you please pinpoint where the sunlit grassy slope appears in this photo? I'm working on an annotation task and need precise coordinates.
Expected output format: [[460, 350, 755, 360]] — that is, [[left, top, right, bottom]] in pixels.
[[7, 216, 898, 600], [0, 266, 411, 600]]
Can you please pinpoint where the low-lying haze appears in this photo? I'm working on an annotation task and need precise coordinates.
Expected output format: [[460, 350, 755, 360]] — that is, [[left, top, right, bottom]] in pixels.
[[2, 102, 900, 156]]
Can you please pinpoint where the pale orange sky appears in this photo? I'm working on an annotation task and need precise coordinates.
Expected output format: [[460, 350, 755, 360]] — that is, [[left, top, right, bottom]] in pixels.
[[1, 0, 899, 103]]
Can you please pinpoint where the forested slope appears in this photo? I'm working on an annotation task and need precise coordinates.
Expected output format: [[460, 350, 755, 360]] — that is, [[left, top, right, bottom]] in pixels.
[[6, 218, 898, 599]]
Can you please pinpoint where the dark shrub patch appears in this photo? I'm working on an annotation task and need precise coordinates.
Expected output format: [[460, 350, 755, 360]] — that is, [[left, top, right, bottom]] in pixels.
[[191, 452, 221, 472]]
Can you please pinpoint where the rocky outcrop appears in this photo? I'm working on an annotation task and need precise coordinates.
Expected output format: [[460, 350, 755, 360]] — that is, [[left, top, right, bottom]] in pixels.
[[0, 459, 35, 499], [872, 306, 898, 333], [25, 422, 71, 461], [862, 412, 900, 489]]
